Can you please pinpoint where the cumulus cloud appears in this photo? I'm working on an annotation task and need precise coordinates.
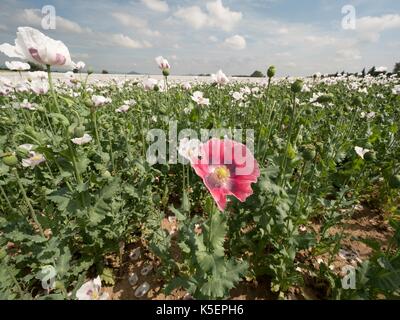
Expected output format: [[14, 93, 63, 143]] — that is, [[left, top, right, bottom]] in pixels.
[[336, 48, 362, 61], [174, 0, 242, 31], [223, 35, 246, 50], [112, 12, 161, 37], [141, 0, 169, 13], [174, 6, 208, 29], [19, 9, 89, 33], [356, 14, 400, 42], [108, 34, 152, 48]]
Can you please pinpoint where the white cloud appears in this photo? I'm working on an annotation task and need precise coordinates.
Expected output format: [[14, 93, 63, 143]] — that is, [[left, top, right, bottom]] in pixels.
[[112, 12, 147, 29], [174, 6, 208, 29], [209, 35, 218, 42], [336, 48, 362, 61], [206, 0, 242, 31], [223, 35, 246, 50], [174, 0, 242, 31], [356, 14, 400, 42], [112, 12, 161, 37], [108, 34, 152, 48], [141, 0, 169, 13], [19, 9, 88, 33]]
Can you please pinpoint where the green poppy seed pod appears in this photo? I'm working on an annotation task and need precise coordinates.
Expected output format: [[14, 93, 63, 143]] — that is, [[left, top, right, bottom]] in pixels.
[[16, 147, 30, 158], [162, 69, 170, 77], [364, 151, 376, 162], [267, 66, 276, 78], [2, 154, 18, 167], [389, 175, 400, 189], [352, 96, 363, 107], [154, 85, 160, 92], [301, 145, 316, 161], [316, 94, 334, 104], [291, 79, 303, 94], [87, 68, 94, 75], [84, 98, 94, 108], [74, 126, 85, 138], [303, 106, 312, 115]]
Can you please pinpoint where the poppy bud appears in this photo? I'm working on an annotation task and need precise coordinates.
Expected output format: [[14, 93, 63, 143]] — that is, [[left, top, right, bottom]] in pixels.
[[389, 175, 400, 189], [2, 154, 18, 167], [364, 151, 376, 162], [352, 96, 363, 106], [291, 79, 303, 93], [84, 98, 94, 108], [316, 94, 334, 104], [154, 85, 160, 92], [301, 145, 316, 161], [16, 147, 30, 158], [74, 126, 85, 138], [267, 66, 276, 78]]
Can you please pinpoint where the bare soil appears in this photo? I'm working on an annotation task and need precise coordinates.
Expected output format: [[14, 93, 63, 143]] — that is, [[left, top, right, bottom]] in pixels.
[[103, 202, 394, 300]]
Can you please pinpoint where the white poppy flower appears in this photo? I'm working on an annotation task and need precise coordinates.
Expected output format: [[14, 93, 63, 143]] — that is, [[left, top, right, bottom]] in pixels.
[[22, 152, 46, 168], [115, 105, 130, 113], [0, 27, 75, 68], [71, 133, 92, 145], [74, 61, 85, 70], [76, 276, 109, 300], [30, 79, 49, 94], [182, 82, 192, 90], [211, 69, 229, 86], [92, 95, 111, 107], [5, 61, 30, 71], [123, 99, 136, 106], [232, 91, 244, 101], [354, 146, 370, 159], [392, 85, 400, 95], [191, 91, 210, 106], [155, 56, 170, 70], [142, 78, 158, 91]]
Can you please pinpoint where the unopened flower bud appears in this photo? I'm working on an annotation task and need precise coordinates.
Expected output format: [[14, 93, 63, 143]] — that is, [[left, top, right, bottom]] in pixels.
[[162, 69, 170, 77], [2, 154, 18, 167], [267, 66, 276, 78], [291, 79, 303, 93]]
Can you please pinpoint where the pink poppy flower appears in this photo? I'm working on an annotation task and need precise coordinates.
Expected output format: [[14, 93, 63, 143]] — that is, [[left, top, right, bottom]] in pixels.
[[191, 138, 260, 211]]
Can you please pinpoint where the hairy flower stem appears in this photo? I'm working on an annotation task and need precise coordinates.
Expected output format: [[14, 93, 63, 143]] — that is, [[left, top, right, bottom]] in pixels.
[[289, 160, 307, 215], [13, 169, 45, 238], [0, 184, 13, 211], [91, 109, 100, 147], [6, 264, 25, 298], [46, 65, 61, 114], [279, 92, 297, 187]]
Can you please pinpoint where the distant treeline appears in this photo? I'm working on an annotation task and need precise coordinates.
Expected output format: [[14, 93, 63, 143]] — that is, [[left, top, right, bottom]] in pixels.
[[1, 63, 399, 77]]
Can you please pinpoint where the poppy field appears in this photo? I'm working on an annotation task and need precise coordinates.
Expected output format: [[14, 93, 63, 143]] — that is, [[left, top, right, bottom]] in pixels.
[[0, 27, 400, 300]]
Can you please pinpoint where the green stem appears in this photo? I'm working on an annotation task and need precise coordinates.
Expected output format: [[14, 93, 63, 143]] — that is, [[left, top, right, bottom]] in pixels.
[[13, 169, 45, 238], [0, 184, 13, 211], [91, 109, 100, 147], [46, 65, 61, 114]]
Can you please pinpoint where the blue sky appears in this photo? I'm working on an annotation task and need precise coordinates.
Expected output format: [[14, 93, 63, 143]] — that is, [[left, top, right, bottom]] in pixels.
[[1, 0, 399, 76]]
